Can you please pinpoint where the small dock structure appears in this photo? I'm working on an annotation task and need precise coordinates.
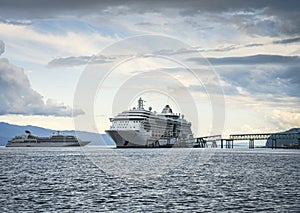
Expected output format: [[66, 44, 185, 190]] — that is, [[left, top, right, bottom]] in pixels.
[[193, 135, 221, 148], [193, 132, 300, 149], [229, 133, 300, 149]]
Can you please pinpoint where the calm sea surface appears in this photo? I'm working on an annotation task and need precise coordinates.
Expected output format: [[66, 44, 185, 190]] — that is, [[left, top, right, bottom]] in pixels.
[[0, 147, 299, 212]]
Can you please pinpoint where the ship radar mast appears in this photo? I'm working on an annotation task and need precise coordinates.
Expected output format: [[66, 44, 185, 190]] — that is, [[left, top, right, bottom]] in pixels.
[[138, 97, 145, 110]]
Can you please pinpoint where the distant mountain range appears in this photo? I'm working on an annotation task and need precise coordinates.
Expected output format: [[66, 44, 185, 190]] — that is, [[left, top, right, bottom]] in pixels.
[[0, 122, 115, 147]]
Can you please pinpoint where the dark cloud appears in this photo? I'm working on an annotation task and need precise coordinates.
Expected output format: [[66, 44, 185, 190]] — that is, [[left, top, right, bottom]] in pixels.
[[180, 1, 300, 37], [177, 0, 300, 14], [216, 64, 300, 99], [47, 55, 116, 68], [189, 54, 300, 66], [152, 45, 243, 56], [273, 37, 300, 44], [2, 0, 297, 14], [153, 48, 199, 56], [135, 22, 163, 27], [0, 58, 84, 116], [244, 43, 264, 47], [277, 67, 300, 97], [0, 0, 104, 19], [0, 0, 299, 38], [186, 53, 300, 100], [154, 43, 266, 55], [198, 45, 240, 53], [0, 1, 299, 20], [0, 40, 4, 56], [0, 19, 32, 26], [48, 56, 92, 68]]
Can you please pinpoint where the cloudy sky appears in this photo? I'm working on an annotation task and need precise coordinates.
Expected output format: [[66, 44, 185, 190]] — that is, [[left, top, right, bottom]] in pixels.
[[0, 0, 299, 136]]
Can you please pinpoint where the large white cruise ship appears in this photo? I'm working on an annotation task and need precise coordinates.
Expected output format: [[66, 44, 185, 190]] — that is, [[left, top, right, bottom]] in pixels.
[[106, 98, 194, 148], [6, 131, 90, 147]]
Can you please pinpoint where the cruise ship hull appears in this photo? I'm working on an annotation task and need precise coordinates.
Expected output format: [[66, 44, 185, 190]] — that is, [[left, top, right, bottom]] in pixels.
[[106, 130, 193, 148], [106, 98, 194, 148], [6, 141, 90, 147], [106, 130, 150, 148]]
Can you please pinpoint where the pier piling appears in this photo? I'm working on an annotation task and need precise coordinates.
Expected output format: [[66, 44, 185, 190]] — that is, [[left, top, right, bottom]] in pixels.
[[224, 139, 233, 148], [272, 139, 277, 149], [249, 139, 255, 149]]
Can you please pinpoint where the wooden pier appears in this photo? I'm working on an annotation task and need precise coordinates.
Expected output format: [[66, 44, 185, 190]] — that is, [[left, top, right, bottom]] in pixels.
[[193, 132, 300, 149]]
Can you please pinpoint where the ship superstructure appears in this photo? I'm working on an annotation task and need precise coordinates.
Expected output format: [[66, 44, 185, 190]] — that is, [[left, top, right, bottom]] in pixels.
[[106, 98, 194, 148]]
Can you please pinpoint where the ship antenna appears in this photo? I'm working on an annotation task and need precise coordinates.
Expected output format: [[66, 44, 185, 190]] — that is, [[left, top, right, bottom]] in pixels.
[[138, 97, 144, 109]]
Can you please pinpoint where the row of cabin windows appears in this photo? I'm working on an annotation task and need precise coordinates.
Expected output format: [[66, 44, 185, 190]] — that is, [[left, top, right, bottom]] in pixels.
[[152, 131, 179, 137], [114, 122, 138, 128], [115, 125, 137, 129], [117, 120, 141, 123]]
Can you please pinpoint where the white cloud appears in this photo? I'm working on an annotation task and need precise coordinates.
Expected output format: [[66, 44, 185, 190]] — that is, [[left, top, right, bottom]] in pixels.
[[0, 22, 117, 64], [0, 57, 83, 116], [269, 109, 300, 130]]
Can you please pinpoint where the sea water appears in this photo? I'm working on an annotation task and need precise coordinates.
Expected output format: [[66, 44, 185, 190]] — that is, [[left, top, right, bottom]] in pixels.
[[0, 147, 299, 212]]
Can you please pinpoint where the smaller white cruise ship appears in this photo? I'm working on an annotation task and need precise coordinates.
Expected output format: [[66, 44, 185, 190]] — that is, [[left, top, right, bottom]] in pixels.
[[6, 131, 90, 147], [106, 97, 194, 148]]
